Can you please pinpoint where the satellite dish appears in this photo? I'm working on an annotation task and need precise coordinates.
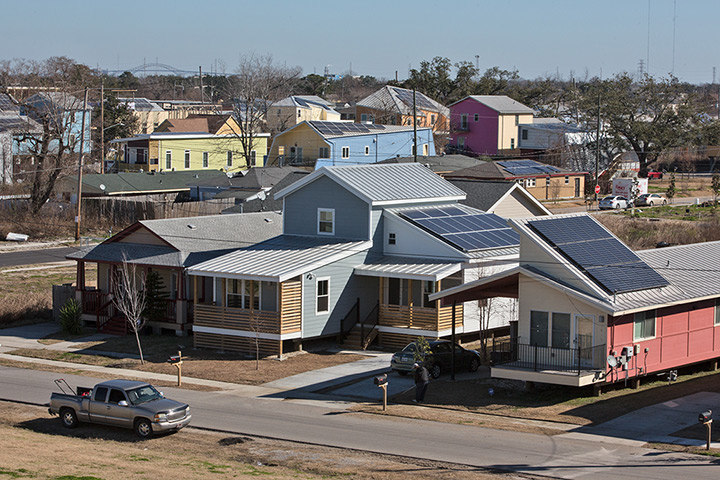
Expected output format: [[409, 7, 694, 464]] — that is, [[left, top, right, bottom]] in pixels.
[[99, 184, 106, 191], [607, 355, 617, 368]]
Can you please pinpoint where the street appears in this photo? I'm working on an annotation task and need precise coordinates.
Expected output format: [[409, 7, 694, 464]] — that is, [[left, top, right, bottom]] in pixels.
[[2, 365, 718, 479], [0, 246, 79, 268]]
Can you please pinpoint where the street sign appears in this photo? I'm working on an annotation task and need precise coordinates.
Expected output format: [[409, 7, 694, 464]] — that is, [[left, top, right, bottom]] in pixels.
[[595, 185, 600, 194]]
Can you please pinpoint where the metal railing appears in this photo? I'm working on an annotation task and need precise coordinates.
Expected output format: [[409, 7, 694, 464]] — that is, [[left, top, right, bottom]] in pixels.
[[360, 302, 379, 349], [338, 297, 360, 343], [491, 341, 606, 375]]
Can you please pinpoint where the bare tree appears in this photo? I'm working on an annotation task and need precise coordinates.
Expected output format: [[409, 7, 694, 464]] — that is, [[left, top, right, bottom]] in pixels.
[[112, 255, 147, 364], [222, 54, 300, 166]]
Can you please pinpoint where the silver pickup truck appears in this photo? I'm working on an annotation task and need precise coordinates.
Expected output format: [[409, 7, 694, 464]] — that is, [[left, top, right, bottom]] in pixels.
[[48, 379, 191, 438]]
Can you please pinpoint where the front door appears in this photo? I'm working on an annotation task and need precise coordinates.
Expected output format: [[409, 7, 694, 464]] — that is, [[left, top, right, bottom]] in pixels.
[[574, 314, 594, 368], [574, 178, 581, 197]]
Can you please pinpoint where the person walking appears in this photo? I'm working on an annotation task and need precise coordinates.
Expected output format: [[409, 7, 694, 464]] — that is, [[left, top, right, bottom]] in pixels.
[[413, 362, 429, 403]]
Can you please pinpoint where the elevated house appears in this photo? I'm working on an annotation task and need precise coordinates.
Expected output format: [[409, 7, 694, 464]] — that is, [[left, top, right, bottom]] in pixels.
[[66, 212, 283, 335], [187, 163, 522, 357], [267, 95, 341, 135], [431, 214, 720, 389], [356, 86, 449, 132], [0, 93, 42, 184], [24, 92, 93, 155], [117, 97, 168, 134], [267, 120, 434, 169]]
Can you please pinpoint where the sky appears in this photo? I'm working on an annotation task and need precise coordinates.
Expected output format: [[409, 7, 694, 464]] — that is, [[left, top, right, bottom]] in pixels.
[[2, 0, 719, 84]]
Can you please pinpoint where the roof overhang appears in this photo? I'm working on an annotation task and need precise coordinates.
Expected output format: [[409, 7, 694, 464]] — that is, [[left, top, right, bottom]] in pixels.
[[354, 256, 463, 281]]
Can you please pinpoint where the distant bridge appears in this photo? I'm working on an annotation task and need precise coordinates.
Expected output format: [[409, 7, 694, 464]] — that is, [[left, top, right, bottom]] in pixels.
[[103, 62, 222, 77]]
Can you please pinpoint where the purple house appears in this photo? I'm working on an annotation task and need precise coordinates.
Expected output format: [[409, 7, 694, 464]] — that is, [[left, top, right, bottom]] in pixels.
[[448, 96, 534, 156]]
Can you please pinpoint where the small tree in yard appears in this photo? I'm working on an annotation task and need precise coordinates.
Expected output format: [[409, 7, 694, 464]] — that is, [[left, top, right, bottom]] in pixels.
[[712, 173, 720, 206], [112, 257, 147, 364], [143, 271, 168, 324], [666, 172, 677, 204], [413, 336, 432, 364], [59, 298, 82, 335]]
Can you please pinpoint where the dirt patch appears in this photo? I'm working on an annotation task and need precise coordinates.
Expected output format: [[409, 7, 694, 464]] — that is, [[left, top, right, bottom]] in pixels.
[[0, 401, 523, 480]]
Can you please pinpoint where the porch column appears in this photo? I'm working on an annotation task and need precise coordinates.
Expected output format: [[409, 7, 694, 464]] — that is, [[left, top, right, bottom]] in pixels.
[[451, 301, 457, 381], [408, 279, 414, 328], [76, 261, 85, 291], [193, 276, 198, 305], [220, 278, 226, 307]]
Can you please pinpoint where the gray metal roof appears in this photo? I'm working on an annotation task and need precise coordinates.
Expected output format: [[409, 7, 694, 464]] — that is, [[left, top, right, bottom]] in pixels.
[[354, 255, 462, 281], [64, 170, 228, 196], [273, 95, 336, 111], [357, 86, 449, 117], [275, 163, 466, 206], [446, 178, 515, 211], [463, 95, 534, 114], [307, 120, 421, 139], [188, 235, 371, 282], [378, 154, 484, 173], [117, 97, 164, 112]]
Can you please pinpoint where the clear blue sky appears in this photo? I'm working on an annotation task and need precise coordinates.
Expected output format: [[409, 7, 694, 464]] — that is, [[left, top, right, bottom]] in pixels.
[[2, 0, 718, 84]]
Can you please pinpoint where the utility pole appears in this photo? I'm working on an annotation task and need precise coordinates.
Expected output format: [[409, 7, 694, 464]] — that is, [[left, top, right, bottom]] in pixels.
[[199, 66, 203, 104], [75, 87, 89, 241], [595, 92, 601, 204], [413, 87, 417, 162], [100, 81, 105, 174]]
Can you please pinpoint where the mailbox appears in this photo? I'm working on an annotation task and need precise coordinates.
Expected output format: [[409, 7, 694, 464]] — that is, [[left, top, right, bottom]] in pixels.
[[168, 355, 182, 364], [699, 410, 712, 423], [373, 374, 388, 386]]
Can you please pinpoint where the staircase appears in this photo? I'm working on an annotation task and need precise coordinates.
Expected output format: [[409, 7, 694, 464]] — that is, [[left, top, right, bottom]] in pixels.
[[342, 323, 378, 350], [98, 315, 128, 335]]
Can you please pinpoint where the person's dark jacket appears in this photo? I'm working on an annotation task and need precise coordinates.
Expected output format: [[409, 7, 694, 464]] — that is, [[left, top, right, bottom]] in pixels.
[[414, 365, 429, 384]]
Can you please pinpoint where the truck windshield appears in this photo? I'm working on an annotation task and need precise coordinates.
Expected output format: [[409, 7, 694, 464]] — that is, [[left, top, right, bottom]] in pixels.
[[126, 385, 162, 405]]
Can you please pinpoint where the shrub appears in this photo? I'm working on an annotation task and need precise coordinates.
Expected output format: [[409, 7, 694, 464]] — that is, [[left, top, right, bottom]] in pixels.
[[59, 298, 82, 335]]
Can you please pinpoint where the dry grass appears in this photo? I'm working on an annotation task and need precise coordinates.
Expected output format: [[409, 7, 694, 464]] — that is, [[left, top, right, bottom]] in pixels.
[[0, 401, 513, 480], [597, 214, 720, 250]]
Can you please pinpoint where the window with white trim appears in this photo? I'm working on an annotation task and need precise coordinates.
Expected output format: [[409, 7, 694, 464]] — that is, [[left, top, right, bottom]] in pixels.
[[634, 310, 656, 340], [250, 150, 257, 166], [202, 151, 209, 168], [460, 114, 468, 130], [165, 150, 172, 170], [715, 299, 720, 325], [423, 143, 428, 156], [388, 233, 396, 245], [360, 113, 367, 122], [565, 175, 570, 184], [364, 146, 370, 156], [226, 279, 260, 310], [474, 113, 479, 122], [317, 208, 334, 235], [316, 278, 330, 314], [526, 178, 536, 188], [184, 150, 190, 169], [341, 146, 349, 159], [319, 146, 329, 158]]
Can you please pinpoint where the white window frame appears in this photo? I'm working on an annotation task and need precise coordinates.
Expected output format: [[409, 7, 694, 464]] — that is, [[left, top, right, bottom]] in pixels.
[[634, 310, 656, 341], [202, 151, 209, 168], [165, 150, 172, 170], [317, 208, 335, 235], [388, 233, 396, 245], [184, 150, 191, 169], [460, 113, 468, 130], [565, 175, 570, 184], [341, 146, 349, 159], [715, 299, 720, 326], [316, 277, 330, 315], [360, 113, 367, 122], [250, 150, 257, 166], [422, 143, 429, 156], [526, 178, 536, 188], [364, 145, 370, 156], [474, 113, 479, 122], [319, 146, 329, 158]]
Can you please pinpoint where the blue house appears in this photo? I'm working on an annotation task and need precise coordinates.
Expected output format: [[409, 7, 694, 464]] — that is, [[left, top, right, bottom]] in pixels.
[[187, 163, 521, 357], [23, 92, 92, 155], [266, 120, 435, 169]]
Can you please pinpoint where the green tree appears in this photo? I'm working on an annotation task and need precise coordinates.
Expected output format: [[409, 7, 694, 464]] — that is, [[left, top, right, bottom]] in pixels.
[[59, 298, 82, 335], [666, 172, 677, 203], [413, 336, 432, 364], [93, 93, 139, 161], [143, 271, 168, 323], [712, 173, 720, 205]]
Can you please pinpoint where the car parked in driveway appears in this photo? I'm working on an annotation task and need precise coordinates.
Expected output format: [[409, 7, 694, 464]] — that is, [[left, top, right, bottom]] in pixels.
[[635, 193, 667, 207], [390, 340, 481, 378], [598, 195, 630, 210]]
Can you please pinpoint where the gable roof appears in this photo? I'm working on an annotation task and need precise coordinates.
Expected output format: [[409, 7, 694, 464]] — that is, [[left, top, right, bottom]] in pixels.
[[273, 95, 337, 112], [0, 93, 20, 114], [188, 166, 304, 189], [26, 92, 88, 111], [117, 97, 164, 112], [446, 178, 549, 215], [274, 163, 466, 206], [452, 95, 534, 114], [446, 159, 579, 180], [357, 86, 449, 117], [64, 170, 228, 196], [222, 170, 311, 214], [378, 154, 484, 173]]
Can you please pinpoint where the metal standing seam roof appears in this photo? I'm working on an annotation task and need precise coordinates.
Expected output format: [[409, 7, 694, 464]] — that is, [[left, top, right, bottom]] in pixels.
[[187, 235, 371, 282], [357, 86, 449, 117], [275, 163, 466, 205], [354, 255, 463, 281], [465, 95, 534, 114], [308, 120, 422, 139]]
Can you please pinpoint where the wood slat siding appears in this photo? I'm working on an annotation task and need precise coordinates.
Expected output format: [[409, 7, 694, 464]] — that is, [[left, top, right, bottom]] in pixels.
[[194, 332, 280, 356], [280, 278, 302, 334], [194, 305, 281, 333], [379, 304, 463, 331], [379, 332, 440, 350]]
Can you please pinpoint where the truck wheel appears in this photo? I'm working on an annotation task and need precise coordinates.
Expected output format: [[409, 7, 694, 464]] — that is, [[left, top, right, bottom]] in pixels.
[[60, 408, 78, 429], [134, 418, 153, 439]]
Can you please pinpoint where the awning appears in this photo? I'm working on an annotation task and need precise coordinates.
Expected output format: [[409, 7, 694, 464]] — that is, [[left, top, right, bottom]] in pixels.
[[429, 267, 521, 306], [354, 256, 462, 282]]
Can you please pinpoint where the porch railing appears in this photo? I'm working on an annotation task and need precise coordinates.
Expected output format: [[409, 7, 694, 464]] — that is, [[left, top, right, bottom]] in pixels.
[[338, 298, 360, 343], [360, 302, 379, 349], [491, 341, 607, 375], [81, 290, 108, 315], [193, 304, 281, 334], [380, 304, 463, 331]]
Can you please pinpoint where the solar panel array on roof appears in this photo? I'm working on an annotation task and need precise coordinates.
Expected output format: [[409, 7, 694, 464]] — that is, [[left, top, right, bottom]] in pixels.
[[311, 121, 386, 136], [528, 216, 669, 294], [497, 160, 564, 176], [392, 87, 437, 110], [400, 206, 519, 252]]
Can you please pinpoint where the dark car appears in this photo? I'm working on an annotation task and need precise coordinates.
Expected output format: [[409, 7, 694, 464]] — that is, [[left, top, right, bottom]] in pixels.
[[390, 340, 481, 379]]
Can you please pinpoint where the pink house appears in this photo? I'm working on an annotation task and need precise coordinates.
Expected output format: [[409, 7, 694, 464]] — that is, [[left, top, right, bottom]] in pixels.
[[449, 96, 534, 156]]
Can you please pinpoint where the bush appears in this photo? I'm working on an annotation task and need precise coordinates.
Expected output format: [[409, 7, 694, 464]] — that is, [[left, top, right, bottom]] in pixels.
[[59, 298, 82, 335]]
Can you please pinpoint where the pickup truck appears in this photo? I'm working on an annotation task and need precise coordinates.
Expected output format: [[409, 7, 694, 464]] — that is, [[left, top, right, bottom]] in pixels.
[[48, 379, 191, 438]]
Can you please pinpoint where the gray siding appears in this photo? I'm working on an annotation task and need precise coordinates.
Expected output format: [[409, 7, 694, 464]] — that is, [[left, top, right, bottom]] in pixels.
[[283, 175, 370, 239], [369, 208, 384, 253], [301, 251, 378, 338]]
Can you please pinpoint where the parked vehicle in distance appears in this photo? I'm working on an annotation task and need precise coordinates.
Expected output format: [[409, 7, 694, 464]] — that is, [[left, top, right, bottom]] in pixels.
[[635, 193, 667, 207], [646, 170, 664, 179], [598, 195, 630, 210], [390, 340, 481, 379], [48, 379, 191, 438]]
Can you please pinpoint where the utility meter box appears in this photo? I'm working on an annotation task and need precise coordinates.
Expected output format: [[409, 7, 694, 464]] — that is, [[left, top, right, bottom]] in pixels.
[[622, 346, 633, 359]]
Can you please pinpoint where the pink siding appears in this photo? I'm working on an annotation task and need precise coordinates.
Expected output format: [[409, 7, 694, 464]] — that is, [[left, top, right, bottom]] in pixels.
[[606, 300, 720, 383], [450, 98, 499, 155]]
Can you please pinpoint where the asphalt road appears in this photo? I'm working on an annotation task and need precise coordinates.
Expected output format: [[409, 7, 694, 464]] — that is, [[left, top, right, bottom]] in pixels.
[[3, 366, 718, 479], [0, 246, 79, 268]]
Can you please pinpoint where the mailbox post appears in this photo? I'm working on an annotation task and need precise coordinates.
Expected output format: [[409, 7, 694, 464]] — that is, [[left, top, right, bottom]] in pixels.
[[168, 350, 183, 386], [699, 410, 712, 450], [374, 374, 388, 411]]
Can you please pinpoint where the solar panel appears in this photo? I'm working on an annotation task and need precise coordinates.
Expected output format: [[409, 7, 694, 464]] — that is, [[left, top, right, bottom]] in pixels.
[[399, 206, 519, 252], [498, 160, 564, 176], [528, 216, 669, 294]]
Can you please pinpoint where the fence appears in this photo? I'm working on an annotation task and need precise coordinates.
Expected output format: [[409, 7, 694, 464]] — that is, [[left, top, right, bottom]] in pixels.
[[491, 341, 607, 375], [82, 196, 236, 226]]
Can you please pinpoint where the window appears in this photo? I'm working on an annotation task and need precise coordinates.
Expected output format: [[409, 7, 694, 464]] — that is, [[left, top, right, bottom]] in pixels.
[[530, 310, 549, 347], [515, 114, 519, 125], [361, 113, 367, 122], [565, 175, 569, 184], [457, 137, 465, 149], [165, 150, 172, 170], [716, 300, 720, 326], [93, 387, 108, 402], [460, 113, 468, 130], [184, 150, 190, 169], [423, 143, 429, 156], [551, 313, 571, 348], [319, 146, 329, 158], [250, 150, 257, 166], [431, 114, 436, 125], [202, 151, 209, 168], [318, 208, 334, 235], [108, 389, 126, 404], [341, 146, 349, 159], [278, 146, 285, 155], [521, 129, 528, 140], [634, 310, 656, 340], [388, 233, 396, 245], [474, 113, 479, 122], [510, 138, 515, 149], [526, 178, 536, 188], [364, 145, 370, 156], [227, 151, 233, 167], [316, 278, 330, 314], [297, 109, 301, 118], [227, 279, 260, 310]]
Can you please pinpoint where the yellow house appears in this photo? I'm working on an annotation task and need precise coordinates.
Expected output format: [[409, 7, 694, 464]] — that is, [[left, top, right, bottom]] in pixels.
[[111, 115, 270, 173], [266, 96, 341, 135]]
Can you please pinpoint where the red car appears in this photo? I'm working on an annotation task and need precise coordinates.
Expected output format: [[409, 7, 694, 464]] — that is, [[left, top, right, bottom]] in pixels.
[[647, 170, 664, 179]]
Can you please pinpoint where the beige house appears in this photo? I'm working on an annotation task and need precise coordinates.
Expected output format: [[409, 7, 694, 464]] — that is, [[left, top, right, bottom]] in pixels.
[[118, 98, 170, 134], [267, 96, 341, 135]]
